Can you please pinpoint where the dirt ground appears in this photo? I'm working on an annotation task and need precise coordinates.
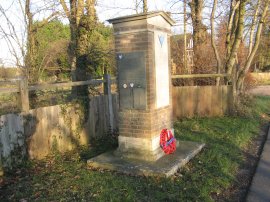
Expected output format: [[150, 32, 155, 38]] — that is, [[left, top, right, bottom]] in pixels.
[[249, 85, 270, 96]]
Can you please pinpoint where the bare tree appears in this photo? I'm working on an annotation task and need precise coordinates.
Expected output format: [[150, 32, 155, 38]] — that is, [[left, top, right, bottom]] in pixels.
[[236, 0, 269, 90], [220, 0, 270, 98], [0, 2, 26, 68], [0, 0, 58, 81]]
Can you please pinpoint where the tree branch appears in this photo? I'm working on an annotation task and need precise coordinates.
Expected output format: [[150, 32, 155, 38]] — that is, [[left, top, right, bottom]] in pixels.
[[248, 0, 261, 56], [59, 0, 70, 19]]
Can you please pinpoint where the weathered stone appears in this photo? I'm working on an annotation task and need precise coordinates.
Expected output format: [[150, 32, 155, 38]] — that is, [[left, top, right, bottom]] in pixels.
[[87, 140, 205, 177]]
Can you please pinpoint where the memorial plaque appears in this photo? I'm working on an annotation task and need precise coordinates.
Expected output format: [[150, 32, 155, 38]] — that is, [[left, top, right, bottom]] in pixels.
[[118, 52, 146, 109], [133, 87, 146, 109]]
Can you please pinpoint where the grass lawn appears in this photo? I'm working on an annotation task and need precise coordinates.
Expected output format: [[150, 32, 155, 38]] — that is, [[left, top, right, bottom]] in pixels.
[[1, 96, 270, 201]]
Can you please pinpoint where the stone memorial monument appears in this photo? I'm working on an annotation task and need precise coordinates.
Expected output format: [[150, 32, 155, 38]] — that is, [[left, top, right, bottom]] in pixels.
[[88, 11, 204, 177], [110, 11, 175, 161]]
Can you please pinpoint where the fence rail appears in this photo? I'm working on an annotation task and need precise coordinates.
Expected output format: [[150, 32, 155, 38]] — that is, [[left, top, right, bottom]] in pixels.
[[0, 75, 114, 129], [0, 79, 105, 93], [28, 79, 104, 91], [171, 73, 231, 79], [0, 87, 19, 93]]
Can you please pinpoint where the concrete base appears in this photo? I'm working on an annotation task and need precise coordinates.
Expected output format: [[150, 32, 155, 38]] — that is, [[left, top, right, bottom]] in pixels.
[[115, 135, 166, 161], [87, 140, 205, 177], [114, 146, 165, 162]]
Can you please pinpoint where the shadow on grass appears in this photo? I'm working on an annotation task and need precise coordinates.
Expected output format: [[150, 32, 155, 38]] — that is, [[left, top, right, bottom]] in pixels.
[[78, 137, 118, 162]]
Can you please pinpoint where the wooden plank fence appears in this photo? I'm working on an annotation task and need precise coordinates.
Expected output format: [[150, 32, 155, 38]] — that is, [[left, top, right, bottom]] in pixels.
[[172, 85, 233, 119], [0, 75, 119, 167], [0, 94, 119, 167], [0, 75, 115, 130]]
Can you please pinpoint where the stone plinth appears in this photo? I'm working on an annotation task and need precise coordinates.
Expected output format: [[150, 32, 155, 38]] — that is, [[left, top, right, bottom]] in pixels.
[[88, 141, 205, 177]]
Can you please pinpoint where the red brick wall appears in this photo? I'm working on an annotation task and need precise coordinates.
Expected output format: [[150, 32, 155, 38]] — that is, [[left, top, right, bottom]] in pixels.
[[115, 24, 173, 139]]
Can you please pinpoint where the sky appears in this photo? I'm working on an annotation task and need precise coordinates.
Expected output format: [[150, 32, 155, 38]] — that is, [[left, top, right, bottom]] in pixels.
[[0, 0, 189, 67]]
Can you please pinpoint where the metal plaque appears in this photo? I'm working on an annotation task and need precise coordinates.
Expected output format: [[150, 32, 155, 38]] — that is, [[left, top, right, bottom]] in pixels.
[[117, 52, 146, 109]]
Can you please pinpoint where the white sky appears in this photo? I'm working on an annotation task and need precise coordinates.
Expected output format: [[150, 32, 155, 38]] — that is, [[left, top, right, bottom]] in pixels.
[[0, 0, 191, 67]]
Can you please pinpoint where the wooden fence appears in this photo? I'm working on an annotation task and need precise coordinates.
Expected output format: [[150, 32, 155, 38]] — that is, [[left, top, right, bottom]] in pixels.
[[171, 73, 233, 118], [0, 75, 118, 168], [0, 75, 116, 131], [0, 94, 118, 167], [172, 85, 233, 118]]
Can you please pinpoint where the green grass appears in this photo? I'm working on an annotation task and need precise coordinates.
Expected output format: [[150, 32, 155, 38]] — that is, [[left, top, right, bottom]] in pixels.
[[0, 93, 19, 115], [1, 96, 270, 201]]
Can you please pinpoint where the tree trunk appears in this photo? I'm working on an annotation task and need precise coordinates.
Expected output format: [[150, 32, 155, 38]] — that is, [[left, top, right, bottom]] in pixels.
[[69, 0, 78, 82], [236, 0, 269, 92], [225, 0, 246, 78], [86, 0, 97, 21], [183, 0, 188, 74], [189, 0, 206, 72], [225, 0, 240, 84], [143, 0, 148, 13], [25, 0, 38, 83], [59, 0, 95, 96], [210, 0, 222, 86]]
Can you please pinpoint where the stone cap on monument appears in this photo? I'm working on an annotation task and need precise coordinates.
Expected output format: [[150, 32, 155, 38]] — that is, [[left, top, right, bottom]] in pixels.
[[108, 11, 175, 33]]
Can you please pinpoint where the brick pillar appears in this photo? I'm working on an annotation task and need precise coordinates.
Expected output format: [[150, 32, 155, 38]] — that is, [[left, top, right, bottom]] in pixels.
[[109, 12, 175, 161]]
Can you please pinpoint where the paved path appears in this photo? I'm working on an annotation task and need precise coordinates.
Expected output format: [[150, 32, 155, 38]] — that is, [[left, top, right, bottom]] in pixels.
[[247, 126, 270, 202], [246, 85, 270, 201], [249, 85, 270, 96]]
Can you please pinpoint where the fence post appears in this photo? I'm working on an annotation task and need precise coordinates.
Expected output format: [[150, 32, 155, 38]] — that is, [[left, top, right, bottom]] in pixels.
[[104, 74, 114, 132], [17, 78, 29, 112]]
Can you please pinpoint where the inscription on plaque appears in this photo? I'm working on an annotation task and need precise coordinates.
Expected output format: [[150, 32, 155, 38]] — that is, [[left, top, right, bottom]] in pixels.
[[117, 52, 146, 109]]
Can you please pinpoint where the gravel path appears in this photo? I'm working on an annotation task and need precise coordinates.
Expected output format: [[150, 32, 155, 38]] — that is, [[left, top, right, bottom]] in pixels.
[[249, 85, 270, 96]]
